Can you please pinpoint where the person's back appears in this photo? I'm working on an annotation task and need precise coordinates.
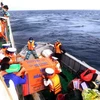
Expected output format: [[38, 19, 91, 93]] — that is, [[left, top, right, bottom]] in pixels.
[[3, 73, 26, 87], [43, 68, 62, 94], [0, 57, 27, 87], [54, 40, 62, 54], [54, 40, 64, 62]]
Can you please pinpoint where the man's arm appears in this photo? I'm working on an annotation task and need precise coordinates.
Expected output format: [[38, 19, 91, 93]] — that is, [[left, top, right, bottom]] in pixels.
[[43, 79, 53, 86]]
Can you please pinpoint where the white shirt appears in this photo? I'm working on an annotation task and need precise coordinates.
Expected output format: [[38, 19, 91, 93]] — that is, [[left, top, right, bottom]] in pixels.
[[56, 62, 62, 72], [43, 79, 53, 86]]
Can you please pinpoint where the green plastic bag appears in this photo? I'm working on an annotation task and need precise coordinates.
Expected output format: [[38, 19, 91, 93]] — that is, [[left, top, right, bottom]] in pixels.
[[6, 64, 21, 73], [82, 88, 100, 100]]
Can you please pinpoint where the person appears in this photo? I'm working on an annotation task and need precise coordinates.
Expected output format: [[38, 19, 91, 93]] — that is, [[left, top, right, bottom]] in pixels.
[[0, 57, 27, 87], [51, 56, 68, 81], [0, 43, 10, 54], [0, 2, 10, 42], [24, 37, 38, 60], [0, 2, 10, 17], [54, 40, 65, 62], [0, 18, 9, 42], [42, 68, 62, 100], [5, 47, 17, 64], [0, 43, 10, 62]]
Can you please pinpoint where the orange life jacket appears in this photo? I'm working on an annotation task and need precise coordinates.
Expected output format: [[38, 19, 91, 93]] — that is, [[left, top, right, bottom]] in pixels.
[[0, 20, 5, 37], [0, 48, 6, 54], [5, 53, 16, 64], [27, 41, 35, 50], [0, 20, 8, 42], [80, 69, 96, 82], [54, 42, 62, 54], [49, 74, 61, 94]]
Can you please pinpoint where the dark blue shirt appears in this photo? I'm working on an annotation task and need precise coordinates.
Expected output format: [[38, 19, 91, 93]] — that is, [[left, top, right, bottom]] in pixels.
[[3, 73, 26, 87]]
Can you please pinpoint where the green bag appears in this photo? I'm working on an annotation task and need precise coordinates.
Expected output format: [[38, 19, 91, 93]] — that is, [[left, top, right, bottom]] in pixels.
[[6, 64, 21, 73], [82, 88, 100, 100]]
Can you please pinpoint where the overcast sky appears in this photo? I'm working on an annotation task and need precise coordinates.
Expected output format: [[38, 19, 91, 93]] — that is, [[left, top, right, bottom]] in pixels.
[[2, 0, 100, 10]]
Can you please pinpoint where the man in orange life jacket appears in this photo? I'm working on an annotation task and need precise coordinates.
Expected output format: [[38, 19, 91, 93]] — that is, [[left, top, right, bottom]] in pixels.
[[5, 47, 17, 64], [0, 43, 10, 54], [0, 2, 10, 42], [54, 40, 65, 62], [0, 18, 8, 42], [0, 43, 10, 62], [42, 68, 62, 100], [25, 37, 38, 60]]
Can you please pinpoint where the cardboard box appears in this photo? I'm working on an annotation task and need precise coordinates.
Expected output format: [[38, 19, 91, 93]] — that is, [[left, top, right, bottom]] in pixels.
[[21, 57, 55, 96]]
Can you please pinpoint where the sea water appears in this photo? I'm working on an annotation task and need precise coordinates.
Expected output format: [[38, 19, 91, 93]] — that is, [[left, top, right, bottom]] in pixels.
[[10, 10, 100, 71]]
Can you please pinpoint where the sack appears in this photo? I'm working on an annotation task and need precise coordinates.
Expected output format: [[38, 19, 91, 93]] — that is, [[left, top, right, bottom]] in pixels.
[[42, 49, 53, 57], [82, 88, 100, 100]]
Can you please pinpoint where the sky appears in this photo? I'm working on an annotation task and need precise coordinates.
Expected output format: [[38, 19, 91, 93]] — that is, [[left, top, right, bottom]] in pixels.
[[2, 0, 100, 11]]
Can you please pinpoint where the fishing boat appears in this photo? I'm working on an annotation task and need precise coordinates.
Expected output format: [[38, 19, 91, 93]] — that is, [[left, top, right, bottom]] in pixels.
[[0, 16, 100, 100], [18, 42, 100, 100]]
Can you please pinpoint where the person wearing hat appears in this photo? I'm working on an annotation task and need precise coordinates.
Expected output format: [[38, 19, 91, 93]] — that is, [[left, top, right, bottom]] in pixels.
[[24, 37, 38, 60], [54, 40, 65, 62], [0, 44, 10, 62], [5, 47, 17, 64], [42, 68, 62, 99], [0, 57, 27, 87], [51, 56, 68, 82], [0, 43, 10, 54]]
